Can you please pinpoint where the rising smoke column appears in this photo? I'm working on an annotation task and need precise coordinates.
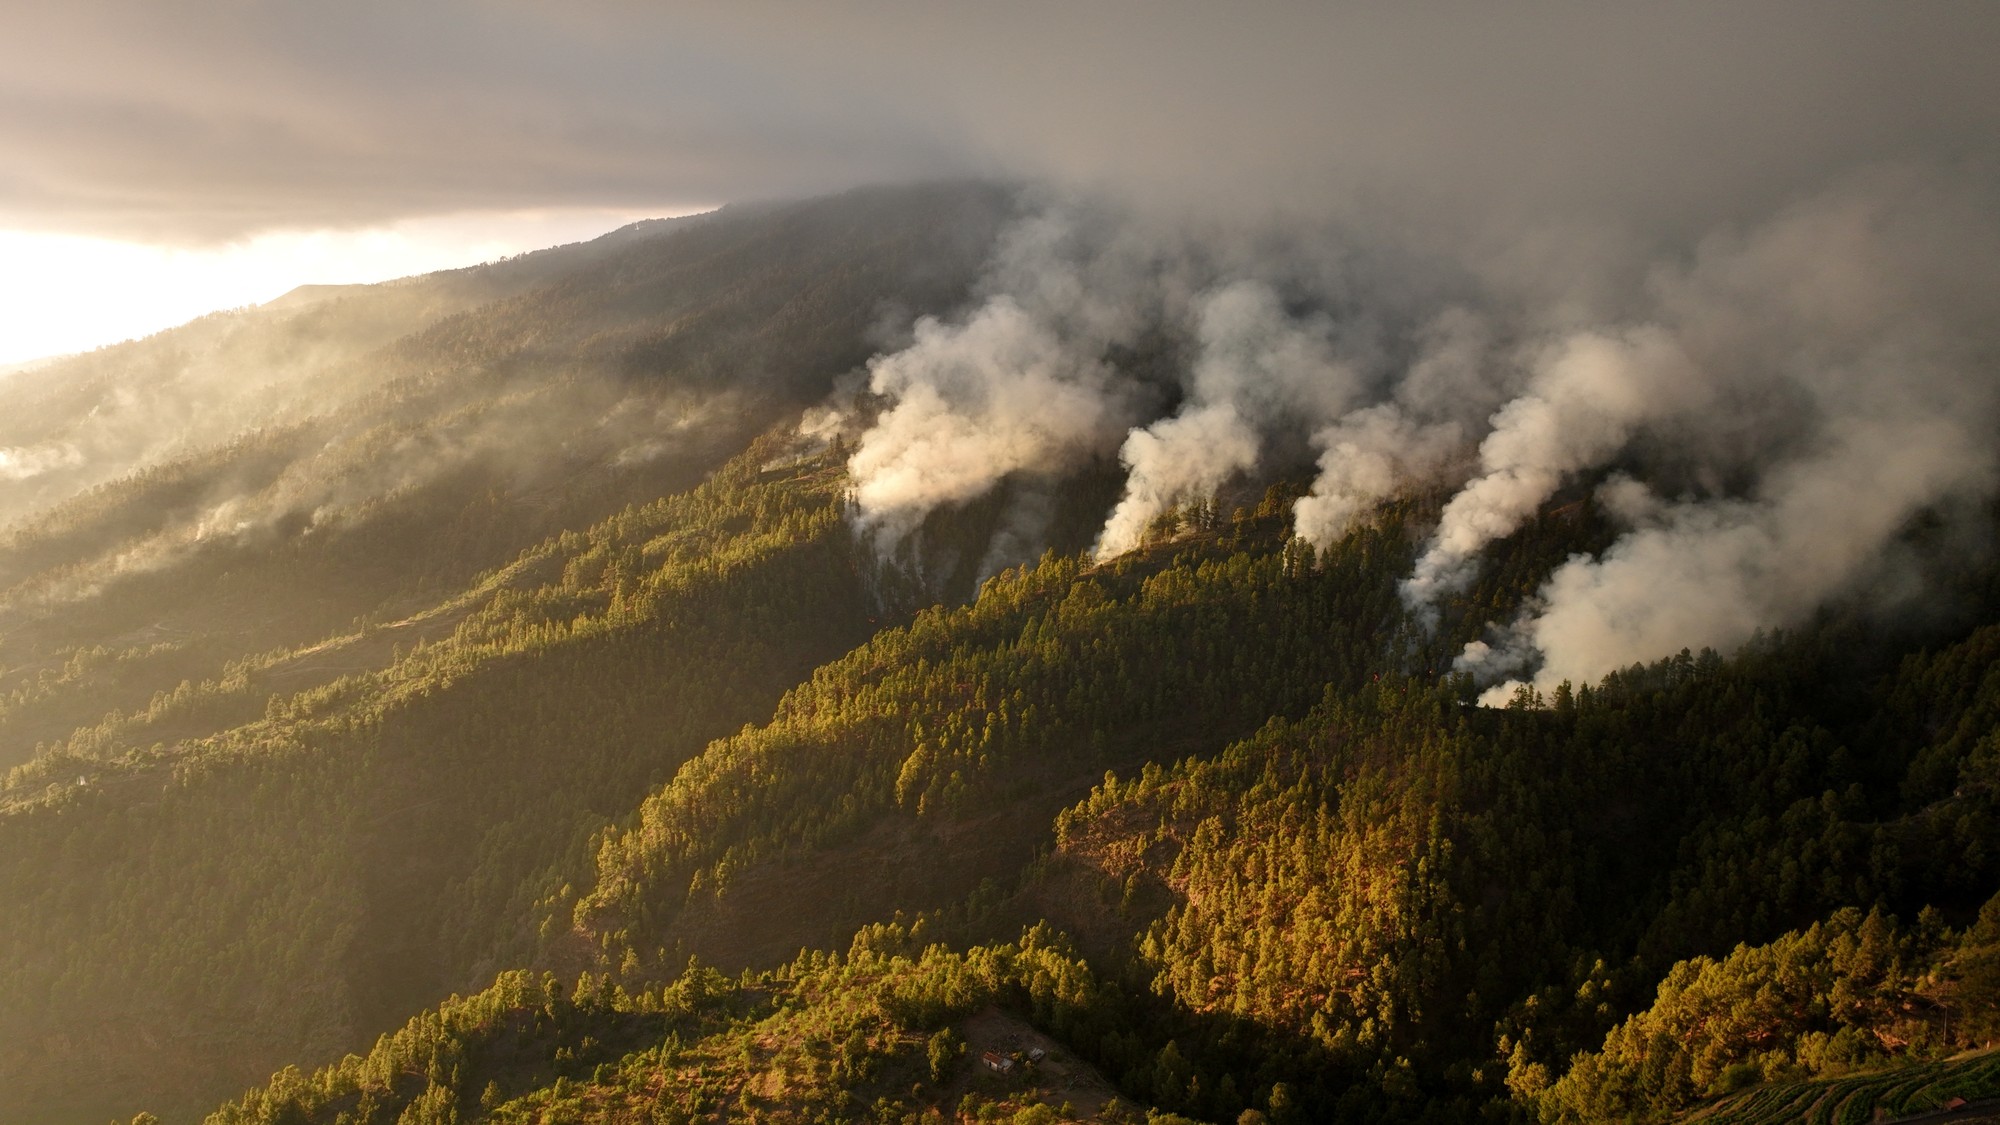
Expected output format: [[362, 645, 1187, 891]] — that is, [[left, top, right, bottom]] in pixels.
[[844, 200, 1463, 563], [845, 206, 1184, 552], [1291, 307, 1503, 546], [1400, 325, 1710, 612], [1461, 413, 1993, 703], [848, 295, 1134, 546], [1453, 165, 2000, 700], [844, 197, 1487, 566], [841, 165, 1999, 702], [1094, 280, 1365, 559], [1292, 406, 1464, 546]]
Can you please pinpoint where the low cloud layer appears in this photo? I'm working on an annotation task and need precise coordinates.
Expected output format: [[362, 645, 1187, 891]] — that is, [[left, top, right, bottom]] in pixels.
[[7, 4, 2000, 242]]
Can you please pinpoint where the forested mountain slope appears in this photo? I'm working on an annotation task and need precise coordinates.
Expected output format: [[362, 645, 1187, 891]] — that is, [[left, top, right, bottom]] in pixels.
[[0, 183, 1012, 1124], [196, 495, 2000, 1125], [0, 434, 884, 1123], [0, 181, 1007, 774], [555, 492, 2000, 1122], [204, 928, 1174, 1125], [3, 180, 1997, 1125]]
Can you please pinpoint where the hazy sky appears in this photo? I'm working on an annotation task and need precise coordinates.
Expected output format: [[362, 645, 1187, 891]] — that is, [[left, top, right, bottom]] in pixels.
[[3, 2, 1997, 361]]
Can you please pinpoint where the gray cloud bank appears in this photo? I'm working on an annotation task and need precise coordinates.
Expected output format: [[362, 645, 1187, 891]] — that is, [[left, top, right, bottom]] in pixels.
[[6, 3, 2000, 241]]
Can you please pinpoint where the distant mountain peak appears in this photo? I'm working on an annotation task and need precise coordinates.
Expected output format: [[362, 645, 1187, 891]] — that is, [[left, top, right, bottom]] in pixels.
[[261, 282, 373, 310]]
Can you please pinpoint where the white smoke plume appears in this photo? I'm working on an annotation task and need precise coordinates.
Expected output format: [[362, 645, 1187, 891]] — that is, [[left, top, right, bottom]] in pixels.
[[1464, 414, 1993, 705], [1402, 325, 1710, 608], [1456, 165, 2000, 699], [1095, 280, 1365, 558], [1291, 307, 1503, 546], [1293, 407, 1465, 548], [847, 295, 1137, 549], [839, 164, 1999, 704], [846, 205, 1192, 551], [845, 204, 1451, 562]]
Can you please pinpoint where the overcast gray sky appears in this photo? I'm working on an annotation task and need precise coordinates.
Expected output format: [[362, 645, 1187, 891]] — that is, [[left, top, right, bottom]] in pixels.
[[6, 1, 1998, 242], [3, 1, 1998, 363]]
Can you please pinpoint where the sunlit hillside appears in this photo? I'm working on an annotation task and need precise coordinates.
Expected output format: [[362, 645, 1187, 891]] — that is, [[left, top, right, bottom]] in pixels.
[[2, 180, 1998, 1125]]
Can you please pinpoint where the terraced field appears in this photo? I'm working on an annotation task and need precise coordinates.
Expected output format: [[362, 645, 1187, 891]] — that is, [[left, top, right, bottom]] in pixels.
[[1692, 1051, 2000, 1125]]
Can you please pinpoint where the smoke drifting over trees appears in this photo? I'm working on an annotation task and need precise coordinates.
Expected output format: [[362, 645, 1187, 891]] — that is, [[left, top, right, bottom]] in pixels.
[[1097, 280, 1366, 559], [10, 10, 2000, 1124], [1458, 168, 2000, 700], [838, 164, 2000, 698], [846, 211, 1150, 552], [11, 5, 2000, 700]]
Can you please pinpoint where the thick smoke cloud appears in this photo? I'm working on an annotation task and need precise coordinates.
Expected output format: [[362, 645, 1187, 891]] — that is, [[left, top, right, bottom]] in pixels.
[[1461, 412, 1990, 704], [849, 297, 1132, 547], [840, 202, 1430, 565], [845, 208, 1165, 551], [1455, 166, 2000, 699], [1096, 281, 1364, 559], [1400, 326, 1710, 611], [1290, 308, 1500, 547], [840, 162, 2000, 701]]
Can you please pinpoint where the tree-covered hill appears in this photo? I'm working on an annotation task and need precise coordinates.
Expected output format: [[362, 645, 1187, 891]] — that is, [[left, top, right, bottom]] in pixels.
[[3, 181, 1997, 1125], [189, 493, 2000, 1125], [0, 181, 1008, 775], [201, 925, 1179, 1125], [0, 433, 885, 1122], [0, 183, 1013, 1123]]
